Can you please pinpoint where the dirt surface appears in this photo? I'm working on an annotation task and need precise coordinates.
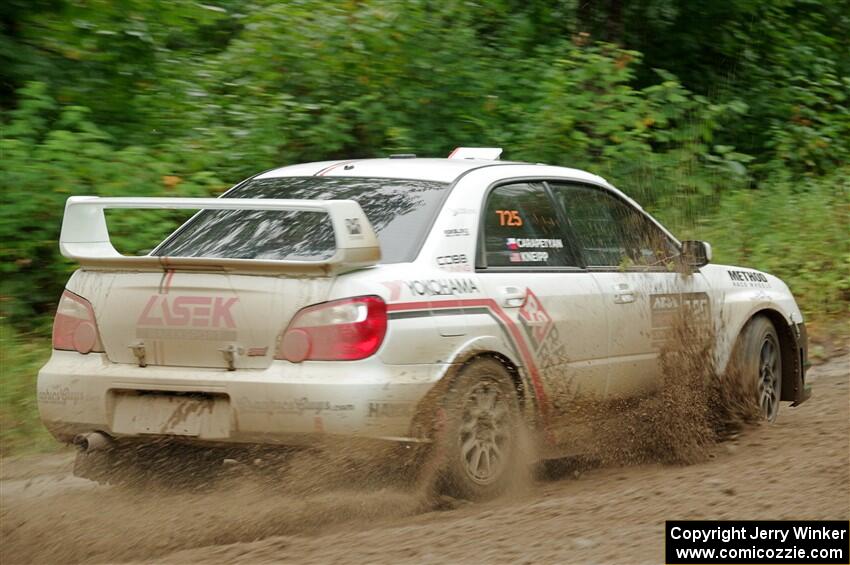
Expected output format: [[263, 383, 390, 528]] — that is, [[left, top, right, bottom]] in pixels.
[[1, 355, 848, 565]]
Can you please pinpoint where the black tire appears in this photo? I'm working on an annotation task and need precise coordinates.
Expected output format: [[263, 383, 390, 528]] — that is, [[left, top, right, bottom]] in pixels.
[[733, 316, 783, 422], [432, 358, 527, 500]]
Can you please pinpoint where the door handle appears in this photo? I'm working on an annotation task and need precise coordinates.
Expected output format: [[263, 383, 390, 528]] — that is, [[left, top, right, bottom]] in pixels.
[[499, 286, 526, 308], [612, 283, 636, 304]]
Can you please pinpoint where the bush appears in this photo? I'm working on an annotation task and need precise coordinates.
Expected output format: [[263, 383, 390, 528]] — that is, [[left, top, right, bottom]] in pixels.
[[666, 169, 850, 322], [0, 83, 225, 326]]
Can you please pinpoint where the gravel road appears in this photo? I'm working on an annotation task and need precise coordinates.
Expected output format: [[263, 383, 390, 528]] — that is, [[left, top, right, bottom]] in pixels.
[[2, 355, 847, 564]]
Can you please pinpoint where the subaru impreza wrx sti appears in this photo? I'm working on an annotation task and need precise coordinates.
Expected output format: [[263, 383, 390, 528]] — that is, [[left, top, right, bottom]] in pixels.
[[38, 148, 809, 498]]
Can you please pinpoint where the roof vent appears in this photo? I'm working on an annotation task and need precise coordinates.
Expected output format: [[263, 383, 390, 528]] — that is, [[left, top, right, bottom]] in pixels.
[[389, 154, 417, 159], [448, 147, 502, 160]]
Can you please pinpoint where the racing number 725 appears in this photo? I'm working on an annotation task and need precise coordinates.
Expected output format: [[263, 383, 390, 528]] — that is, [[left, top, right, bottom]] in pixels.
[[496, 210, 523, 227]]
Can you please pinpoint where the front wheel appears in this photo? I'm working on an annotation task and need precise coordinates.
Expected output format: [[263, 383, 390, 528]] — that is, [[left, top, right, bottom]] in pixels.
[[733, 316, 783, 422], [432, 358, 527, 500]]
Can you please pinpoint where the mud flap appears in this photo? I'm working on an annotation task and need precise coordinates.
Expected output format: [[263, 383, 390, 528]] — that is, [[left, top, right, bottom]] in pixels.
[[785, 321, 810, 406]]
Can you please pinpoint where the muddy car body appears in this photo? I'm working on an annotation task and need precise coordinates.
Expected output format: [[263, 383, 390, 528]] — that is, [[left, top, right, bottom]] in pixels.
[[38, 149, 810, 497]]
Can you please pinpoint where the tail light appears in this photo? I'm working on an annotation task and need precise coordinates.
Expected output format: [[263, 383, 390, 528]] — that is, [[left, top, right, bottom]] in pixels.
[[276, 296, 387, 362], [52, 290, 103, 354]]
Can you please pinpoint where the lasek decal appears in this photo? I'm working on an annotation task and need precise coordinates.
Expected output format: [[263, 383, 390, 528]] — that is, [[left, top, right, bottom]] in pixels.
[[444, 228, 471, 237], [138, 295, 238, 328], [727, 269, 770, 288], [506, 238, 564, 250]]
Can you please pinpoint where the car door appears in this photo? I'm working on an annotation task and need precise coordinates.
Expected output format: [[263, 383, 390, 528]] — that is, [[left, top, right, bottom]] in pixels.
[[549, 181, 712, 397], [472, 181, 610, 409]]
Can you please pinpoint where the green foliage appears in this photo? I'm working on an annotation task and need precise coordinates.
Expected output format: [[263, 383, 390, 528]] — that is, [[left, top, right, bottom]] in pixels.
[[0, 322, 55, 456], [0, 82, 224, 323], [502, 46, 751, 210], [667, 169, 850, 322]]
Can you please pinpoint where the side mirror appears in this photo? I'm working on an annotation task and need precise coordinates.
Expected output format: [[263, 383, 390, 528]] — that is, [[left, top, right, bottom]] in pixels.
[[681, 240, 712, 267]]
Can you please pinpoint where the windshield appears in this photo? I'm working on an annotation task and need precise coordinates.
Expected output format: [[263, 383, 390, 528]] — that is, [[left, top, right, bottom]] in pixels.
[[153, 176, 451, 263]]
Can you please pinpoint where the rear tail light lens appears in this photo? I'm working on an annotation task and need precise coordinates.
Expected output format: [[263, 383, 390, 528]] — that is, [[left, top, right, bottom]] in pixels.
[[52, 290, 103, 354], [276, 296, 387, 362]]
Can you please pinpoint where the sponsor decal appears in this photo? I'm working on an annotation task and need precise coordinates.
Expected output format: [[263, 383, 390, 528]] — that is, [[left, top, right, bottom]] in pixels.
[[137, 327, 237, 341], [381, 280, 404, 301], [509, 251, 549, 263], [436, 254, 469, 266], [518, 289, 553, 350], [385, 297, 555, 442], [496, 209, 523, 227], [246, 347, 268, 357], [382, 278, 481, 300], [443, 227, 471, 237], [650, 292, 711, 346], [517, 288, 569, 372], [727, 269, 771, 288], [138, 295, 238, 329], [367, 401, 412, 418], [405, 278, 480, 296], [436, 254, 472, 272], [239, 397, 355, 415], [505, 238, 564, 250], [345, 217, 363, 236], [38, 386, 84, 405]]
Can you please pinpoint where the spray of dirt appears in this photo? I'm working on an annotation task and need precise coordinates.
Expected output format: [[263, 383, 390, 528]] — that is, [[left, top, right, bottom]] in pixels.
[[0, 441, 440, 565], [547, 307, 761, 469]]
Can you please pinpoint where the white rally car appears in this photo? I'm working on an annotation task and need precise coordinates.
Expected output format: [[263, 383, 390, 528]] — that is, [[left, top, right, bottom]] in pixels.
[[38, 148, 809, 498]]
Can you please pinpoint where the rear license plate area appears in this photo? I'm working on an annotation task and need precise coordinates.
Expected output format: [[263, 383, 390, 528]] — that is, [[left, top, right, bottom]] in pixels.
[[111, 392, 231, 439]]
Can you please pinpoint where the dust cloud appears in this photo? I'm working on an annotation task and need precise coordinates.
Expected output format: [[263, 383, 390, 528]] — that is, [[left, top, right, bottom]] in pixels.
[[1, 444, 437, 564]]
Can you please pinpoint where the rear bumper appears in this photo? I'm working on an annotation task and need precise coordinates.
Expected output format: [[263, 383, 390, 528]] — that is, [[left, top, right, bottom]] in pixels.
[[37, 351, 447, 446]]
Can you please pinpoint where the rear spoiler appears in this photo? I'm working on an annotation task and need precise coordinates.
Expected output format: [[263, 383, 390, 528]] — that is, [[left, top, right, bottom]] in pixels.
[[59, 196, 381, 275]]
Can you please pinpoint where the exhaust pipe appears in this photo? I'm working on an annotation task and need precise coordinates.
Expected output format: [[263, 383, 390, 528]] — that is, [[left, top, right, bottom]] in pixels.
[[73, 432, 113, 452]]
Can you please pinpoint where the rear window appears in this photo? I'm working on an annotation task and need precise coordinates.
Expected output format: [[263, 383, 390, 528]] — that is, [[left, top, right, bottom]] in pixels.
[[153, 177, 451, 263]]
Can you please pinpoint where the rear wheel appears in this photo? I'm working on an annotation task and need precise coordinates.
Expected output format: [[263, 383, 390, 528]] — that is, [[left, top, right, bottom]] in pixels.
[[432, 358, 526, 500], [734, 316, 783, 422]]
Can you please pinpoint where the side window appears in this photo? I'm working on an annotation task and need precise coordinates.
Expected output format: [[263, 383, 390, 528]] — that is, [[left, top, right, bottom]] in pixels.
[[550, 182, 678, 268], [482, 183, 577, 268]]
